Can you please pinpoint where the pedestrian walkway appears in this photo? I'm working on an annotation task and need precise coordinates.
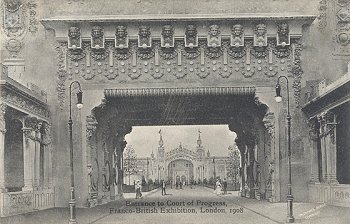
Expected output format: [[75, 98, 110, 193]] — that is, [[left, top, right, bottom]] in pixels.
[[1, 186, 349, 224]]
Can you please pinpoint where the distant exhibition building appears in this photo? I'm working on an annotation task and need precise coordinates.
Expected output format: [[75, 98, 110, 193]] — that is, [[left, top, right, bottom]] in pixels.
[[128, 131, 229, 185]]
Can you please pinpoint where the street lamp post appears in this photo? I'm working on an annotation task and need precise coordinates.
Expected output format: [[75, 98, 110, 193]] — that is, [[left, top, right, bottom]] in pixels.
[[275, 76, 295, 223], [68, 81, 83, 224]]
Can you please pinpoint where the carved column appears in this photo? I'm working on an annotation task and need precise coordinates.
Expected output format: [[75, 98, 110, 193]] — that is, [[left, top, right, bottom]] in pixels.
[[308, 118, 320, 183], [0, 103, 7, 192], [34, 122, 42, 187], [86, 115, 98, 207], [42, 122, 52, 188], [318, 114, 328, 182], [24, 117, 39, 189], [324, 112, 338, 183], [22, 127, 34, 191]]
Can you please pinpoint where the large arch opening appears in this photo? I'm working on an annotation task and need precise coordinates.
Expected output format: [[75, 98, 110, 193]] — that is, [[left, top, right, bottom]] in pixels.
[[86, 87, 276, 205]]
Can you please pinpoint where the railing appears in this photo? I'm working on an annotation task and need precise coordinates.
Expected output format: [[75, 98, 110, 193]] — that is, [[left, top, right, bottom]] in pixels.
[[0, 187, 55, 217], [309, 183, 350, 207]]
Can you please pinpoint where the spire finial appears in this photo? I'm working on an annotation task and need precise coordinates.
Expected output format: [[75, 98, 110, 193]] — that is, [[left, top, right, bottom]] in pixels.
[[197, 129, 202, 147], [158, 129, 163, 147]]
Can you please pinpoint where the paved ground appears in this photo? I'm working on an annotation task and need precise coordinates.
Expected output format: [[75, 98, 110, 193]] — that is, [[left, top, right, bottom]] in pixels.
[[1, 186, 350, 224]]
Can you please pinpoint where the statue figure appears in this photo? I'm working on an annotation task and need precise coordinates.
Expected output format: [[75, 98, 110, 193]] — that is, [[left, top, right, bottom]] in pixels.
[[91, 26, 104, 49], [254, 23, 267, 47], [231, 24, 244, 47], [277, 23, 290, 46], [115, 25, 128, 48], [138, 25, 151, 48], [68, 26, 81, 49], [185, 24, 198, 47], [207, 24, 221, 47], [161, 25, 174, 48]]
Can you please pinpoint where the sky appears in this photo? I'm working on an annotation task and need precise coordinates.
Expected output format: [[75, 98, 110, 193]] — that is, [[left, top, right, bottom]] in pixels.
[[124, 125, 237, 158]]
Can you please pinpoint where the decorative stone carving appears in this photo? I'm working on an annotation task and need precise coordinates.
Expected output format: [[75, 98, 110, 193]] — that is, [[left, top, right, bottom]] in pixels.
[[334, 0, 350, 55], [59, 35, 302, 84], [91, 26, 104, 49], [277, 23, 290, 46], [1, 88, 50, 118], [185, 24, 198, 48], [254, 23, 267, 47], [1, 0, 38, 57], [262, 112, 275, 138], [292, 39, 303, 107], [115, 25, 128, 49], [68, 26, 82, 49], [2, 0, 26, 37], [161, 25, 174, 48], [0, 103, 7, 133], [5, 38, 23, 57], [308, 117, 320, 141], [86, 115, 98, 139], [138, 25, 151, 48], [55, 43, 67, 109], [231, 24, 244, 47], [27, 0, 37, 33], [9, 192, 32, 208], [318, 0, 328, 31], [207, 24, 221, 48], [41, 122, 52, 145], [318, 111, 337, 144]]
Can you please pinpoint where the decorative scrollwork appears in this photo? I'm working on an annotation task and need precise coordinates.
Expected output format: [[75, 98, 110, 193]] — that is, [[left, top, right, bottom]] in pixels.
[[228, 46, 246, 59], [251, 47, 267, 58], [91, 49, 109, 61], [113, 48, 131, 60], [205, 46, 223, 59], [67, 49, 86, 61], [292, 39, 303, 107], [159, 47, 177, 60]]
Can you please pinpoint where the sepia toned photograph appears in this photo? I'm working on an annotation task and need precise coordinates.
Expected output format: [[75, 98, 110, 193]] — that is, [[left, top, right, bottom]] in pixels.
[[0, 0, 350, 223]]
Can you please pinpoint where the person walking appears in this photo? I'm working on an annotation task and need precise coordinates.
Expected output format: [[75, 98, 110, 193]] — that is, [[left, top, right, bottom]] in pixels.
[[161, 179, 166, 196], [223, 178, 227, 195], [214, 179, 222, 195], [135, 180, 142, 199]]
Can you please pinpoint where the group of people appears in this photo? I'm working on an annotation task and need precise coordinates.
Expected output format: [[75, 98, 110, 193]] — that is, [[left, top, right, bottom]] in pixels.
[[135, 179, 167, 198], [135, 178, 228, 198], [214, 178, 228, 195]]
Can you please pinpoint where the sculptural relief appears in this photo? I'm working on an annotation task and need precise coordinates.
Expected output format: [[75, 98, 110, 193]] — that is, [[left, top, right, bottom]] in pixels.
[[138, 25, 151, 48], [91, 26, 104, 49], [207, 24, 221, 47], [231, 24, 244, 47], [115, 25, 128, 49], [161, 25, 174, 48], [185, 24, 198, 48], [254, 23, 267, 47], [68, 26, 81, 49], [277, 23, 290, 46]]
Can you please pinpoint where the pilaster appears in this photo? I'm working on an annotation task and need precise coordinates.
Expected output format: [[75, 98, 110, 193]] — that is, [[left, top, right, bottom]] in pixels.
[[0, 103, 7, 192], [22, 127, 34, 191], [308, 118, 320, 183]]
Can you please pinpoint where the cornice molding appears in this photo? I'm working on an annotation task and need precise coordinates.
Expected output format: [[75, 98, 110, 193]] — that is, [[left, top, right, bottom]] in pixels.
[[104, 86, 255, 98]]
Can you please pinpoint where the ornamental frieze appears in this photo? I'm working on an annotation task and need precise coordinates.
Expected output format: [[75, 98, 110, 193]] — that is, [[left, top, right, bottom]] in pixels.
[[60, 39, 299, 82], [54, 21, 307, 108], [334, 0, 350, 55], [1, 88, 50, 119]]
